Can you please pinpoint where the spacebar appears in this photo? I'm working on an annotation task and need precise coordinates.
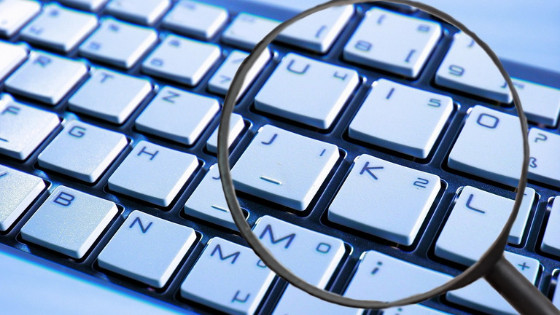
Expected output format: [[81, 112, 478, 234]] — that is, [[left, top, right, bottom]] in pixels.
[[0, 244, 192, 314]]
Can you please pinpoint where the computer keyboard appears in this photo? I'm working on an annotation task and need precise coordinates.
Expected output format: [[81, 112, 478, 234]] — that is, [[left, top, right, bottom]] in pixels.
[[1, 0, 560, 314]]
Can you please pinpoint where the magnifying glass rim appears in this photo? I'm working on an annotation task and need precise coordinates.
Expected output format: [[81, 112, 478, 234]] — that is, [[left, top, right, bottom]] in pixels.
[[217, 0, 529, 309]]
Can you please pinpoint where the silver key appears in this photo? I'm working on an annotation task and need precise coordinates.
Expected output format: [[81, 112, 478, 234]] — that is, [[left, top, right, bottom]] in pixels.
[[98, 210, 196, 288], [79, 17, 157, 68], [38, 120, 127, 183], [232, 125, 339, 211], [510, 79, 560, 126], [69, 68, 152, 124], [180, 237, 275, 314], [273, 286, 360, 315], [21, 3, 98, 52], [59, 0, 108, 12], [0, 41, 27, 82], [255, 53, 359, 129], [348, 79, 453, 158], [108, 140, 198, 207], [205, 113, 245, 154], [0, 165, 45, 231], [0, 0, 40, 37], [541, 196, 560, 257], [106, 0, 170, 26], [135, 86, 219, 145], [20, 186, 118, 259], [222, 13, 280, 50], [527, 128, 560, 188], [0, 94, 60, 160], [162, 0, 228, 40], [142, 34, 220, 86], [5, 51, 88, 105]]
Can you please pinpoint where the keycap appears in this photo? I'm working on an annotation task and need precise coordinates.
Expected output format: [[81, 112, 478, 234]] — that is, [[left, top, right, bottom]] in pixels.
[[541, 196, 560, 257], [343, 8, 441, 78], [255, 53, 359, 129], [68, 68, 152, 124], [98, 210, 196, 288], [508, 187, 535, 245], [527, 128, 560, 188], [208, 49, 270, 97], [0, 243, 189, 314], [135, 86, 219, 145], [435, 186, 516, 265], [184, 164, 247, 231], [222, 13, 280, 50], [106, 0, 170, 26], [348, 79, 453, 158], [343, 251, 452, 302], [328, 154, 440, 246], [20, 186, 118, 259], [142, 34, 220, 86], [553, 273, 560, 308], [162, 0, 228, 40], [181, 237, 275, 314], [447, 252, 539, 314], [277, 5, 353, 53], [79, 18, 157, 68], [20, 3, 98, 52], [0, 41, 27, 81], [59, 0, 108, 12], [108, 140, 198, 207], [382, 305, 450, 315], [0, 0, 40, 37], [273, 286, 360, 315], [206, 113, 244, 154], [0, 165, 45, 231], [435, 32, 512, 103], [448, 105, 522, 186], [38, 120, 127, 183], [232, 125, 339, 210], [253, 215, 345, 287], [510, 79, 560, 126], [0, 94, 60, 160], [5, 51, 88, 105]]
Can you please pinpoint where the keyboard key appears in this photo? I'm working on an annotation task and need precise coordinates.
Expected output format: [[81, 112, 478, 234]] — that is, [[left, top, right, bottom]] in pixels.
[[21, 3, 98, 52], [435, 186, 516, 265], [20, 186, 118, 259], [206, 113, 244, 154], [435, 32, 512, 103], [0, 41, 27, 81], [553, 273, 560, 308], [180, 237, 275, 314], [135, 86, 219, 145], [253, 215, 345, 287], [185, 164, 247, 231], [232, 125, 339, 210], [98, 210, 196, 288], [162, 0, 228, 40], [255, 53, 359, 129], [277, 5, 353, 53], [382, 305, 450, 315], [59, 0, 108, 12], [508, 187, 535, 245], [79, 18, 157, 68], [208, 49, 270, 97], [348, 79, 453, 158], [511, 79, 560, 126], [0, 165, 45, 231], [447, 252, 539, 314], [142, 34, 220, 86], [69, 68, 152, 124], [273, 286, 360, 315], [328, 154, 440, 246], [108, 140, 198, 207], [448, 105, 522, 186], [541, 196, 560, 257], [38, 120, 127, 183], [0, 0, 40, 37], [343, 8, 441, 78], [5, 51, 88, 105], [106, 0, 170, 26], [527, 128, 560, 188], [0, 94, 60, 160], [222, 13, 280, 50], [344, 251, 451, 301]]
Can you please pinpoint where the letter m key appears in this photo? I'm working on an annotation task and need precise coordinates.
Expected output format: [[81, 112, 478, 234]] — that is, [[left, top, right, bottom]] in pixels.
[[259, 224, 296, 249]]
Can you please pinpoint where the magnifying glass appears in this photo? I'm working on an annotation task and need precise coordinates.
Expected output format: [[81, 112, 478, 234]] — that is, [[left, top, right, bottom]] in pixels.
[[217, 0, 559, 313]]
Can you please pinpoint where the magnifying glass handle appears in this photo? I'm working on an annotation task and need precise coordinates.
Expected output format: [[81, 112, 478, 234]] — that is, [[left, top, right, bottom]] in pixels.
[[484, 255, 559, 315]]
